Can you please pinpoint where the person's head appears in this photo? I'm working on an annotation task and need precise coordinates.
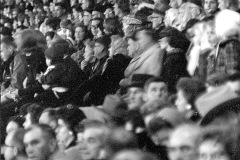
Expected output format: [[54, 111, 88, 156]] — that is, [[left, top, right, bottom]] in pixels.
[[23, 103, 44, 129], [24, 124, 57, 160], [54, 2, 66, 18], [104, 7, 115, 19], [82, 0, 95, 10], [135, 29, 159, 53], [75, 24, 90, 42], [197, 126, 231, 160], [83, 9, 92, 26], [0, 36, 16, 62], [39, 108, 58, 130], [105, 128, 138, 157], [218, 0, 238, 10], [90, 18, 103, 37], [14, 29, 46, 53], [215, 9, 240, 38], [45, 31, 55, 47], [112, 150, 159, 160], [203, 0, 218, 14], [144, 77, 169, 104], [6, 116, 25, 135], [126, 28, 143, 57], [81, 120, 110, 160], [94, 35, 111, 59], [149, 10, 165, 30], [147, 117, 173, 146], [4, 128, 26, 160], [168, 124, 201, 160], [159, 27, 190, 52], [175, 77, 206, 114], [92, 4, 104, 19], [154, 0, 170, 12], [114, 0, 130, 17], [45, 17, 61, 32], [103, 17, 122, 36], [127, 74, 154, 110], [72, 4, 83, 19], [44, 39, 69, 65]]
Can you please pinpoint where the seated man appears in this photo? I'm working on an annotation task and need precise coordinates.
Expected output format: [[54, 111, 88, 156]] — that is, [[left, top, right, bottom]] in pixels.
[[1, 36, 27, 105]]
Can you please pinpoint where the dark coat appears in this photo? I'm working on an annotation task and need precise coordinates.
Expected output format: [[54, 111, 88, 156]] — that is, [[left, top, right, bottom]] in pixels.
[[161, 49, 189, 93]]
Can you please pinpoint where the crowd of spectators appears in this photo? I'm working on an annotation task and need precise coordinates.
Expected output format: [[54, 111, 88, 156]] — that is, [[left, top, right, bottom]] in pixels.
[[1, 0, 240, 160]]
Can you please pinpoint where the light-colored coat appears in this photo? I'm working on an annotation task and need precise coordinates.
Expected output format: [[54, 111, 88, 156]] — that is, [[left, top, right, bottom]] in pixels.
[[124, 44, 165, 80]]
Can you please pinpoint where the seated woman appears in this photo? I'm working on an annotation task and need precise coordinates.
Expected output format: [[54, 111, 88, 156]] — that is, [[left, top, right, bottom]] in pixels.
[[175, 77, 206, 122]]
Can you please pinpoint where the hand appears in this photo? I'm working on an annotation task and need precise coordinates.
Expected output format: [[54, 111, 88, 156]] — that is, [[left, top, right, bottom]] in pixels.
[[42, 84, 50, 90]]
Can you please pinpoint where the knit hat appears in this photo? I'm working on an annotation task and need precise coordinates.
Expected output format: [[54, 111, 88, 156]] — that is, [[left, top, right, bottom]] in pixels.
[[44, 39, 68, 61], [56, 104, 86, 132]]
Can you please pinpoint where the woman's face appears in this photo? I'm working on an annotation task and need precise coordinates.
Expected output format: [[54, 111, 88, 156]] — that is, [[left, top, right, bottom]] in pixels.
[[175, 89, 189, 113], [75, 26, 85, 41], [198, 140, 230, 160], [83, 44, 94, 61]]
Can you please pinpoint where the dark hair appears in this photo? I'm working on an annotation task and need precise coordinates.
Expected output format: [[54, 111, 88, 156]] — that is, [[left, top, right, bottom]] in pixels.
[[176, 77, 206, 105], [45, 31, 55, 39], [147, 117, 173, 135], [95, 35, 111, 49], [159, 27, 190, 51], [116, 0, 130, 15], [46, 17, 61, 31], [91, 17, 104, 32], [55, 2, 67, 11], [26, 103, 44, 124], [104, 17, 123, 36], [73, 4, 83, 12]]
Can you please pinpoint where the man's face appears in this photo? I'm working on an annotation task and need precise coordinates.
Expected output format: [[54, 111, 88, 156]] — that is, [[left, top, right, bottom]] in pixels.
[[39, 112, 57, 130], [55, 6, 63, 17], [218, 0, 228, 10], [136, 30, 152, 53], [127, 38, 138, 58], [81, 128, 103, 160], [127, 87, 145, 110], [4, 133, 15, 160], [145, 82, 168, 103], [151, 128, 172, 146], [175, 89, 189, 114], [198, 140, 230, 160], [168, 129, 197, 160], [94, 42, 105, 59], [0, 43, 12, 62], [83, 11, 91, 26], [24, 127, 54, 160], [91, 20, 100, 37], [204, 0, 218, 13]]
